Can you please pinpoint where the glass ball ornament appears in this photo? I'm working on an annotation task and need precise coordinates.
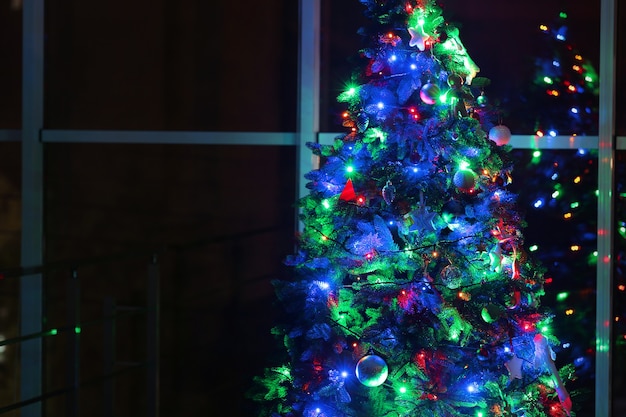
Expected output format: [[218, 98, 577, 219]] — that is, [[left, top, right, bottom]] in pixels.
[[488, 124, 511, 146], [440, 264, 463, 289], [476, 93, 488, 107], [419, 83, 440, 105], [355, 354, 388, 387]]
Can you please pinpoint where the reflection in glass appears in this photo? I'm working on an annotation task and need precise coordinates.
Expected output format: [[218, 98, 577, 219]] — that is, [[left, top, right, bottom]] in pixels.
[[510, 148, 597, 415], [44, 1, 298, 131], [614, 151, 626, 414], [0, 5, 22, 128]]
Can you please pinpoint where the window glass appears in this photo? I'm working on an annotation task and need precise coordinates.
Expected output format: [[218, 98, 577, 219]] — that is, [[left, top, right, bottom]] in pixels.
[[44, 0, 298, 131], [509, 148, 597, 415], [0, 3, 22, 128], [321, 0, 601, 136], [617, 1, 626, 136], [615, 151, 626, 414]]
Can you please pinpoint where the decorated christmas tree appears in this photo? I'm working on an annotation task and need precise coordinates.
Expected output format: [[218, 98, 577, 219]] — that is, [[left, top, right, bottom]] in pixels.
[[250, 1, 577, 416]]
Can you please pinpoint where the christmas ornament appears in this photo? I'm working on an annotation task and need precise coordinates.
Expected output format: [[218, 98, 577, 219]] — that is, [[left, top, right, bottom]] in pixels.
[[355, 354, 388, 387], [408, 24, 428, 51], [476, 93, 488, 107], [440, 264, 463, 289], [488, 124, 512, 146], [533, 334, 572, 415], [381, 180, 396, 204], [477, 346, 489, 361], [505, 354, 524, 381], [453, 169, 478, 193], [505, 289, 522, 309], [419, 83, 440, 105], [481, 303, 504, 323], [339, 179, 357, 202]]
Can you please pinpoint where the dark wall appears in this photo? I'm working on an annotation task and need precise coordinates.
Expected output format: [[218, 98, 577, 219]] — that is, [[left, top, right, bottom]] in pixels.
[[42, 143, 296, 416]]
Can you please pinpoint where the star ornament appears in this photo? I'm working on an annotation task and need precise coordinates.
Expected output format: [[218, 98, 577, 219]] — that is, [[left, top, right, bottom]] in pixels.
[[504, 355, 523, 381], [408, 25, 428, 51]]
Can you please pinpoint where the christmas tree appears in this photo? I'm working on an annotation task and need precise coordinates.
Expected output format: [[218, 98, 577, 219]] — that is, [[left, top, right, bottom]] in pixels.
[[251, 1, 577, 416]]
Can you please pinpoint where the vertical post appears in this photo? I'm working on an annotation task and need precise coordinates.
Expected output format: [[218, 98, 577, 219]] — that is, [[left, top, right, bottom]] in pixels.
[[66, 269, 80, 417], [296, 0, 321, 231], [146, 255, 160, 417], [21, 0, 45, 415], [596, 0, 616, 415], [103, 297, 116, 417]]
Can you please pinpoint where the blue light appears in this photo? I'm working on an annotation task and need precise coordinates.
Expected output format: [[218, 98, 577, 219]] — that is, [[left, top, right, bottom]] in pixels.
[[410, 63, 417, 70], [548, 130, 557, 137], [577, 148, 586, 155], [570, 107, 579, 114], [377, 102, 385, 110], [552, 60, 560, 67], [533, 199, 544, 208]]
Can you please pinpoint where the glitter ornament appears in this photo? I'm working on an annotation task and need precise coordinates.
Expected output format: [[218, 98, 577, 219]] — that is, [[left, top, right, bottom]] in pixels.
[[381, 180, 396, 204], [488, 124, 512, 146], [355, 354, 388, 387], [453, 169, 478, 193], [419, 83, 440, 105]]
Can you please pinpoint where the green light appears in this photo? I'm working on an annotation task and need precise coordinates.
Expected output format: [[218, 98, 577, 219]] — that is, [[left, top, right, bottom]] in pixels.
[[529, 244, 538, 252], [458, 160, 470, 171], [585, 75, 593, 83], [322, 199, 331, 209], [556, 292, 569, 301], [532, 150, 541, 158], [49, 329, 58, 336], [551, 190, 560, 198], [570, 202, 579, 209], [543, 76, 554, 85], [477, 412, 484, 417], [399, 386, 407, 394], [559, 12, 568, 19], [346, 165, 354, 173], [541, 325, 550, 333], [74, 327, 81, 334], [595, 189, 599, 197]]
